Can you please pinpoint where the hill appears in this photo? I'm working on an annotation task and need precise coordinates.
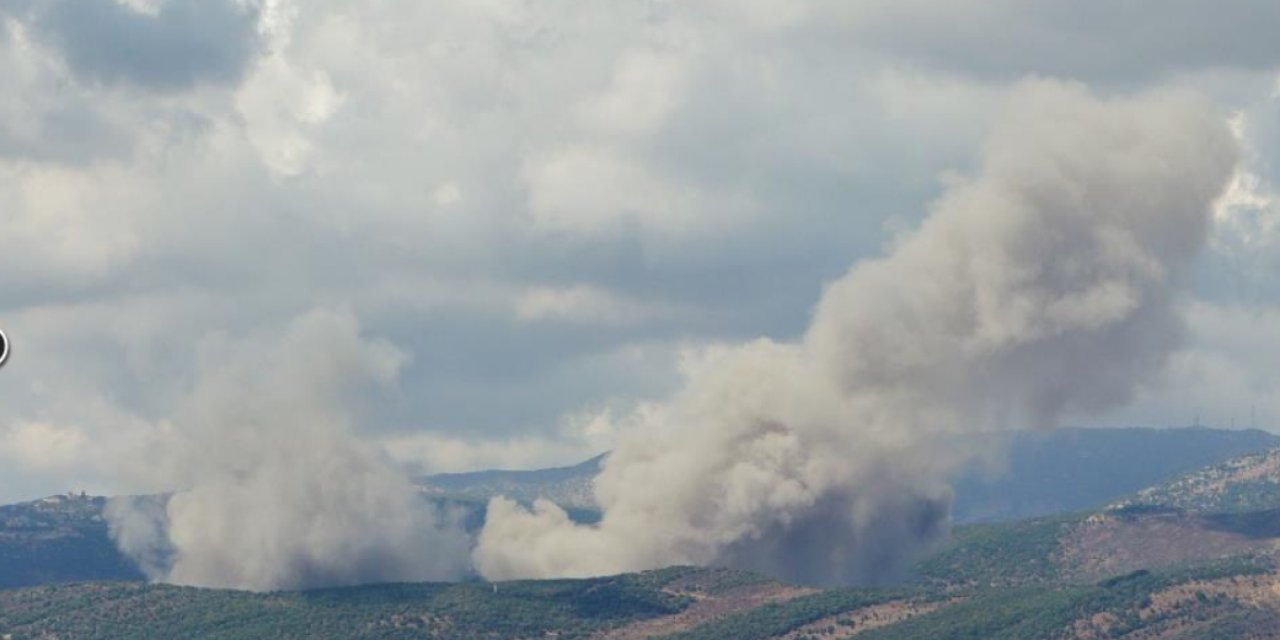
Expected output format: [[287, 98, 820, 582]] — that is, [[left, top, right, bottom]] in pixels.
[[5, 546, 1280, 638], [0, 569, 701, 640], [2, 427, 1276, 590], [1112, 448, 1280, 514], [13, 468, 1280, 638], [6, 503, 1280, 638], [417, 454, 605, 512], [949, 427, 1280, 522], [0, 493, 143, 589], [8, 427, 1280, 637]]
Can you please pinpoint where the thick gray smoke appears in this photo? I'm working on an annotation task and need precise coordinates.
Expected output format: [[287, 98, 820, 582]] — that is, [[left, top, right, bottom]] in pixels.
[[106, 310, 470, 591], [474, 81, 1238, 585]]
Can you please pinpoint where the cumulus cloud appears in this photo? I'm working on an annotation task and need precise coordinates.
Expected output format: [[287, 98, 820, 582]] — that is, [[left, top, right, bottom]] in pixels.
[[831, 0, 1280, 83], [515, 285, 694, 326], [25, 0, 261, 91], [0, 421, 89, 472], [473, 81, 1237, 585], [1114, 300, 1280, 431]]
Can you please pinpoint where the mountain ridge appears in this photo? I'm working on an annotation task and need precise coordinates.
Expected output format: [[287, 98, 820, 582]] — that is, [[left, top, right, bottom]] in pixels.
[[413, 427, 1280, 524]]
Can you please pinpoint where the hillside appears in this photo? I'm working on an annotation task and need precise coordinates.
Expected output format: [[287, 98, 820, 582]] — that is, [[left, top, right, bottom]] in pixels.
[[0, 570, 698, 640], [949, 427, 1280, 522], [5, 510, 1280, 639], [9, 428, 1280, 637], [0, 492, 497, 589], [1113, 448, 1280, 514], [12, 484, 1280, 638], [417, 454, 605, 512], [2, 427, 1276, 591], [6, 550, 1280, 638], [665, 558, 1280, 640], [0, 493, 143, 589]]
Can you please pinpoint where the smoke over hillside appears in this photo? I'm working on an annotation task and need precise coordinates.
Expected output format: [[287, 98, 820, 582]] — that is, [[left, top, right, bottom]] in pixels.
[[473, 82, 1238, 585], [106, 311, 470, 591]]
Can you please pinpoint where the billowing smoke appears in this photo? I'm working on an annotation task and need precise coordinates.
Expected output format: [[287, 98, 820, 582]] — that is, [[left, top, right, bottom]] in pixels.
[[106, 310, 470, 591], [474, 81, 1239, 585]]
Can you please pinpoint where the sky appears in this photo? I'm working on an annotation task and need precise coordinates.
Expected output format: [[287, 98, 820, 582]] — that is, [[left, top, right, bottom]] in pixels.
[[2, 0, 1280, 504]]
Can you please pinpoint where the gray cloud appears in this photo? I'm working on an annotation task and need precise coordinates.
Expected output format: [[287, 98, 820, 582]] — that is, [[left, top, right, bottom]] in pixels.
[[30, 0, 260, 91], [831, 0, 1280, 83]]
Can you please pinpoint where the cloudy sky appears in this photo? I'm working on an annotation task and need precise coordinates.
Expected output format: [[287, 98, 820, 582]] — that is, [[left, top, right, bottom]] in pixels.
[[3, 0, 1280, 503]]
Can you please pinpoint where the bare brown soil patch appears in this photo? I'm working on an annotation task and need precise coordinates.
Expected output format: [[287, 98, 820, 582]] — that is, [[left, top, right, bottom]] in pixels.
[[776, 598, 952, 639], [1069, 572, 1280, 639], [596, 583, 818, 640], [1056, 512, 1276, 581]]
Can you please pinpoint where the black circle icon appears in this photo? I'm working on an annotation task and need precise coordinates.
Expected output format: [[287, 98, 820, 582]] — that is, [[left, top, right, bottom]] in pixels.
[[0, 329, 8, 369]]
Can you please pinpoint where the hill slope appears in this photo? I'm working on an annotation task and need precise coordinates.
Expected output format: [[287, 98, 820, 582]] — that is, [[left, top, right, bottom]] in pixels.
[[9, 484, 1280, 639], [1113, 448, 1280, 514], [0, 494, 143, 589], [950, 427, 1280, 522], [3, 427, 1275, 590], [0, 568, 771, 640], [16, 450, 1280, 639], [417, 454, 604, 511], [6, 555, 1280, 639]]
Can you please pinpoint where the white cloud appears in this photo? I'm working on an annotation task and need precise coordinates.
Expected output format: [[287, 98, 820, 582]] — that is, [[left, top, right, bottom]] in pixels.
[[1117, 300, 1280, 430], [576, 49, 692, 138], [515, 285, 690, 326], [523, 144, 753, 237], [0, 421, 89, 472], [235, 54, 345, 177]]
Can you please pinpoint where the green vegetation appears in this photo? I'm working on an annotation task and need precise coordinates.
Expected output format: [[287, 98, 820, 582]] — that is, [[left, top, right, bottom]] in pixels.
[[861, 561, 1268, 640], [0, 574, 690, 640], [2, 539, 1279, 639], [631, 565, 777, 595], [1117, 448, 1280, 514], [859, 585, 1099, 640], [0, 495, 143, 588], [664, 556, 1279, 640], [1180, 607, 1280, 639], [663, 588, 915, 640], [915, 514, 1080, 587], [8, 435, 1280, 639], [1204, 509, 1280, 539]]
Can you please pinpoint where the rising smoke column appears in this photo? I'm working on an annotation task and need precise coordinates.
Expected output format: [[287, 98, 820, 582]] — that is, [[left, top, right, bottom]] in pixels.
[[107, 310, 470, 591], [474, 81, 1239, 585]]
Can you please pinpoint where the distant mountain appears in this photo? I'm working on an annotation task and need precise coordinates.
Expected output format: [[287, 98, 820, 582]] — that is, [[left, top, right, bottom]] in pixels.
[[2, 426, 1275, 592], [412, 427, 1280, 524], [417, 454, 604, 512], [14, 440, 1280, 637], [950, 427, 1280, 522], [0, 493, 143, 589]]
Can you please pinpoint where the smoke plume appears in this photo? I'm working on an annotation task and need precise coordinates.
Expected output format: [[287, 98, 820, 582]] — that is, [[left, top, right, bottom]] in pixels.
[[107, 310, 470, 591], [473, 81, 1238, 585]]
